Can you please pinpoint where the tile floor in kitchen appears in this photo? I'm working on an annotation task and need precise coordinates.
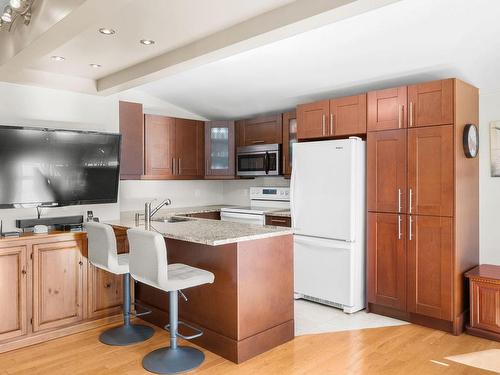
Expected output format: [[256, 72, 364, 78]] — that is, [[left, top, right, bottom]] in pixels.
[[294, 299, 408, 336]]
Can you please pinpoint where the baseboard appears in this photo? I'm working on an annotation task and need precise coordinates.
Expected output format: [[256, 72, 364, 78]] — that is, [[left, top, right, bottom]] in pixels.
[[465, 325, 500, 342], [0, 315, 122, 354]]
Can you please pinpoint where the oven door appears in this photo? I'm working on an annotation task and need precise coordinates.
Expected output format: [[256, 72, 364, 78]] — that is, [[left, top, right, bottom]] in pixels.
[[237, 150, 280, 176]]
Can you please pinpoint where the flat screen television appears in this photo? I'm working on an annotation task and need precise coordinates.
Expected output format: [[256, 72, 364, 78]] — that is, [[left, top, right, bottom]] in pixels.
[[0, 126, 121, 208]]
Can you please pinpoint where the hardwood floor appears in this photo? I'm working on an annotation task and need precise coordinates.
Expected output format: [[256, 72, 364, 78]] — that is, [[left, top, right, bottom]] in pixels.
[[1, 320, 499, 375]]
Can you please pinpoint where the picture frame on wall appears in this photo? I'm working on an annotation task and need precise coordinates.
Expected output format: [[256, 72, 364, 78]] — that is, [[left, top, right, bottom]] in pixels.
[[490, 121, 500, 177]]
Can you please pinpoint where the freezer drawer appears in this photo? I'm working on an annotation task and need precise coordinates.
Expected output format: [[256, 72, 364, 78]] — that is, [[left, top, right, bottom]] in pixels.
[[294, 235, 363, 312]]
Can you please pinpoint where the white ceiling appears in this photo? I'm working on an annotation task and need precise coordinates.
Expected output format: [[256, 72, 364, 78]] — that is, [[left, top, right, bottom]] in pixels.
[[136, 0, 500, 120], [28, 0, 295, 80]]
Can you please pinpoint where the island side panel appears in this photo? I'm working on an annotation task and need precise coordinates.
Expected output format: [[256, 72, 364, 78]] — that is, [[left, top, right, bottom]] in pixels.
[[236, 234, 294, 362], [134, 239, 240, 361]]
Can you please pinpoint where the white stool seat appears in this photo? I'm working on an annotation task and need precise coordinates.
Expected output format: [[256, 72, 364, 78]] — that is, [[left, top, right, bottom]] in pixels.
[[165, 263, 215, 292]]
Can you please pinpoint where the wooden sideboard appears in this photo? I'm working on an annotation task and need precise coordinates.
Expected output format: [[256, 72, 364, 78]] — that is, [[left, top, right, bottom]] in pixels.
[[465, 265, 500, 342], [0, 231, 125, 353]]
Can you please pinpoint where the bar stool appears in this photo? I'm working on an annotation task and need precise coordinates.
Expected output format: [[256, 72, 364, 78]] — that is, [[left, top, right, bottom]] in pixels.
[[127, 228, 215, 374], [85, 222, 155, 345]]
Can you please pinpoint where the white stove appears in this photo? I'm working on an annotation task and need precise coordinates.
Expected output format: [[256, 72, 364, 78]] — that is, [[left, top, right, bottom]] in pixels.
[[221, 187, 290, 225]]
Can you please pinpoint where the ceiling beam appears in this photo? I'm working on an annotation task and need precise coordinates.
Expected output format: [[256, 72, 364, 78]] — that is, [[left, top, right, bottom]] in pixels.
[[96, 0, 402, 95]]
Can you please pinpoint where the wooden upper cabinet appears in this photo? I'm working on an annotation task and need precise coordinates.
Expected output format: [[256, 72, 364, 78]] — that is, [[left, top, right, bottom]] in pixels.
[[0, 243, 28, 342], [367, 213, 406, 311], [407, 215, 453, 321], [32, 239, 84, 332], [175, 119, 204, 177], [205, 121, 235, 178], [236, 115, 282, 147], [330, 94, 367, 136], [408, 79, 454, 128], [282, 111, 297, 177], [88, 265, 123, 319], [408, 125, 454, 217], [297, 100, 329, 140], [144, 115, 175, 177], [368, 86, 407, 131], [367, 130, 407, 213], [119, 101, 144, 179]]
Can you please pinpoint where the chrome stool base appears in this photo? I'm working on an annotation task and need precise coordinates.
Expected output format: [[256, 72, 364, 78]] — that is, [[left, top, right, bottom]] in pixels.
[[142, 346, 205, 374]]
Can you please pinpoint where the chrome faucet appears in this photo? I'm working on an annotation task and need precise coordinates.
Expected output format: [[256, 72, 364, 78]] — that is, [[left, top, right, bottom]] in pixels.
[[144, 199, 172, 229]]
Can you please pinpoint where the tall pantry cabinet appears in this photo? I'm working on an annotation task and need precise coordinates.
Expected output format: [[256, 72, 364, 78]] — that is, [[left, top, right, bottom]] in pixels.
[[366, 79, 479, 334]]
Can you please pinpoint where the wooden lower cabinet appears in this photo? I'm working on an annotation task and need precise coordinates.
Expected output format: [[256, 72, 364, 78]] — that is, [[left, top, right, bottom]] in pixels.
[[407, 215, 453, 321], [0, 232, 123, 353], [0, 243, 28, 342], [88, 265, 123, 319], [367, 213, 406, 311], [265, 215, 291, 227], [32, 239, 85, 332]]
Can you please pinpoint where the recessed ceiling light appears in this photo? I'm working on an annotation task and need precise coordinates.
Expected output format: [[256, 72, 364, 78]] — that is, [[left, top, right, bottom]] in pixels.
[[140, 39, 155, 45], [51, 56, 65, 61], [89, 63, 101, 68], [99, 28, 115, 35], [9, 0, 21, 10]]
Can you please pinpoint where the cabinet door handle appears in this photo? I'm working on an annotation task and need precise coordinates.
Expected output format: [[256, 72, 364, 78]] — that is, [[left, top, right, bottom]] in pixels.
[[398, 215, 402, 240], [206, 159, 210, 175], [178, 158, 182, 175], [270, 218, 288, 224], [409, 102, 414, 127], [21, 268, 27, 275], [409, 188, 413, 214], [172, 158, 176, 175], [398, 105, 403, 128], [79, 260, 83, 266], [398, 188, 402, 213], [409, 216, 413, 241], [251, 140, 265, 144], [330, 113, 334, 135], [322, 114, 326, 136]]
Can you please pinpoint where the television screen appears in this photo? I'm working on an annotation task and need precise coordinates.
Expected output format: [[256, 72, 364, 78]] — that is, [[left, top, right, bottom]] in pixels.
[[0, 126, 121, 208]]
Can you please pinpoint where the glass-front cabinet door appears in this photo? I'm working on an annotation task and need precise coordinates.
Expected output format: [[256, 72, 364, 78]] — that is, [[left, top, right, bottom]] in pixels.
[[205, 121, 235, 178], [282, 111, 297, 177]]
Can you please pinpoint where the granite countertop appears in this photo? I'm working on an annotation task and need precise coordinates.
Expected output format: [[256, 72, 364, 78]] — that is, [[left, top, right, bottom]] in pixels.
[[120, 204, 229, 219], [110, 208, 291, 246]]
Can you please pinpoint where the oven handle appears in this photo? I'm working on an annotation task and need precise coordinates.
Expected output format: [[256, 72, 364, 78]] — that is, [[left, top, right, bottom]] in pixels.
[[264, 152, 269, 175]]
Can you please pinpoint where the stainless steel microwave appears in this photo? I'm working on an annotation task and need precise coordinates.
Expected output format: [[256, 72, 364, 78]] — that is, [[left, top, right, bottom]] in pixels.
[[236, 143, 281, 176]]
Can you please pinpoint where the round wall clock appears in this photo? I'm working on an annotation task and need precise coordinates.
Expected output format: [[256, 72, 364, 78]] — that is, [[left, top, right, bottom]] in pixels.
[[463, 124, 479, 158]]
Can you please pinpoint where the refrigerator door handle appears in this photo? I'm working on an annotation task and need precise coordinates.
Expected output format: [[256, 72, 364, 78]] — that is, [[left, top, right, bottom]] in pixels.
[[398, 188, 402, 213], [398, 215, 402, 240]]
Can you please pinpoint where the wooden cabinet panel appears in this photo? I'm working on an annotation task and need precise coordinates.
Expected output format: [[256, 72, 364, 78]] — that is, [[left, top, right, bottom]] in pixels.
[[205, 121, 235, 177], [175, 119, 204, 177], [471, 281, 500, 334], [265, 215, 291, 227], [408, 125, 454, 217], [297, 100, 329, 140], [330, 94, 367, 136], [119, 101, 144, 178], [0, 244, 28, 341], [32, 240, 84, 332], [408, 79, 454, 128], [368, 86, 407, 131], [144, 115, 175, 177], [184, 211, 221, 220], [367, 213, 407, 310], [282, 111, 297, 177], [236, 115, 282, 146], [407, 215, 453, 320], [367, 130, 407, 213], [88, 265, 123, 319]]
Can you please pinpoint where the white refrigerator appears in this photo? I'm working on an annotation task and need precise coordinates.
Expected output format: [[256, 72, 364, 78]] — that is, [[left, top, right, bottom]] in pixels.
[[290, 137, 366, 313]]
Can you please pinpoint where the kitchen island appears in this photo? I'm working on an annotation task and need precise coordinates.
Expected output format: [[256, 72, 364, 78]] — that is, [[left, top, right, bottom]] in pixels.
[[108, 213, 294, 363]]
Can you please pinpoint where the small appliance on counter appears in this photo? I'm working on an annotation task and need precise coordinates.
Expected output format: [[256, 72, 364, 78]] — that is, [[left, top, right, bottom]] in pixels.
[[0, 220, 21, 238], [220, 187, 290, 225]]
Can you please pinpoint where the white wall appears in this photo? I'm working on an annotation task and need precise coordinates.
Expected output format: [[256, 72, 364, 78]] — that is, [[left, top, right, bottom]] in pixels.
[[479, 90, 500, 265], [0, 81, 218, 230]]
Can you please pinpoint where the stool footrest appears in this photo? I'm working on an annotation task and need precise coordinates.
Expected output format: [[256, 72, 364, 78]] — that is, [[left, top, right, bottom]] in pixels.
[[132, 303, 152, 317], [164, 321, 203, 340]]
